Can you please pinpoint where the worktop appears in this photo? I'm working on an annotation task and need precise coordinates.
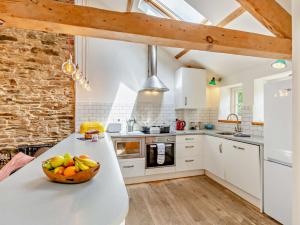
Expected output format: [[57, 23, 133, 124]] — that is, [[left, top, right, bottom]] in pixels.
[[0, 134, 128, 225], [109, 130, 264, 146]]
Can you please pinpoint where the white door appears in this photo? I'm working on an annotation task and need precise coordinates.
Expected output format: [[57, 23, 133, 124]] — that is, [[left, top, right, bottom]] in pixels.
[[204, 135, 225, 179], [264, 160, 292, 225], [223, 140, 261, 198]]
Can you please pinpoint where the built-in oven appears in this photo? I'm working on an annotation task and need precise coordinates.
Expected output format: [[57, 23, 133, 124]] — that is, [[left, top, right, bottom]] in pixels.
[[145, 135, 175, 168], [112, 137, 145, 159]]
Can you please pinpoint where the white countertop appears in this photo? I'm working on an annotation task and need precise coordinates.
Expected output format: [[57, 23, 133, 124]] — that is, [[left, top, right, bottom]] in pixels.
[[0, 134, 129, 225], [109, 130, 264, 145]]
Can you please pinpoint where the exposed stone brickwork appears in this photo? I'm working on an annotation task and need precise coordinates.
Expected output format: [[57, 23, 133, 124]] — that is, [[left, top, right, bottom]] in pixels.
[[0, 27, 75, 153]]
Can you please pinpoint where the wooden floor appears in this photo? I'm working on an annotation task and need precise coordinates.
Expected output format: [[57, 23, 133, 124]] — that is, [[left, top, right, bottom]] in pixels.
[[125, 176, 279, 225]]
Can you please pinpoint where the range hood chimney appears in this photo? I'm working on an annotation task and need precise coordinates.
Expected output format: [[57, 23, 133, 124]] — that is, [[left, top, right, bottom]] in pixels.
[[140, 45, 169, 92]]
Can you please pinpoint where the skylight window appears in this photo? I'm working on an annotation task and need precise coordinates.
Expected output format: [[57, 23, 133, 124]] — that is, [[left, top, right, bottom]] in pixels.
[[139, 0, 211, 24]]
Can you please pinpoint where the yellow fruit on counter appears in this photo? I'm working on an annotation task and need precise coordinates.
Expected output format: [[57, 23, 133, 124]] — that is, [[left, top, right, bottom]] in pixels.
[[64, 153, 74, 167], [75, 157, 98, 168], [74, 158, 90, 171], [79, 154, 90, 159], [43, 161, 53, 170], [64, 166, 77, 176], [74, 161, 81, 172], [50, 156, 65, 168], [54, 166, 65, 175]]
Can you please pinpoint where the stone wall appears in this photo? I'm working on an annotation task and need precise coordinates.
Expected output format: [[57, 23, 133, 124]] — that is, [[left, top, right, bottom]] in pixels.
[[0, 27, 75, 153]]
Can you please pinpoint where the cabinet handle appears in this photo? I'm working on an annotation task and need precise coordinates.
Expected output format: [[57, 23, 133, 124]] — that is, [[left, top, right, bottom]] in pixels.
[[185, 138, 194, 141], [185, 159, 194, 163], [185, 145, 194, 149], [185, 96, 188, 106], [123, 165, 134, 168], [233, 145, 245, 150], [219, 144, 223, 153]]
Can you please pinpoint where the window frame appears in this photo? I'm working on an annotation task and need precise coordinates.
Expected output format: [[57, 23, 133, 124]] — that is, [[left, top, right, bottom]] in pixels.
[[230, 86, 243, 117]]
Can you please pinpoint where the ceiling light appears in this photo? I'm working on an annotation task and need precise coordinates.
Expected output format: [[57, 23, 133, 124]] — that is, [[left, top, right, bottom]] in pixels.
[[62, 54, 76, 75], [272, 60, 287, 69], [208, 77, 216, 86]]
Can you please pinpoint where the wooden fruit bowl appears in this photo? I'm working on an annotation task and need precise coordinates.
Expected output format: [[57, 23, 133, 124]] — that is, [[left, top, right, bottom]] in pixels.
[[43, 163, 100, 184]]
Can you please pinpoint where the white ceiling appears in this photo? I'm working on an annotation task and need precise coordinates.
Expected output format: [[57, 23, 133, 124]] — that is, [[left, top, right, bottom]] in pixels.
[[85, 0, 292, 78]]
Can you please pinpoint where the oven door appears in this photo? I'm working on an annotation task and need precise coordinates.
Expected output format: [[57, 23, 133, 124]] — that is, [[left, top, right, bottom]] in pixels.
[[113, 138, 145, 159], [146, 143, 175, 168]]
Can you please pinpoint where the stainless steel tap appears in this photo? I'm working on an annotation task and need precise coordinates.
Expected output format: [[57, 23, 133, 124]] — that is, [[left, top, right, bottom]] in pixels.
[[227, 113, 242, 133], [126, 117, 136, 132]]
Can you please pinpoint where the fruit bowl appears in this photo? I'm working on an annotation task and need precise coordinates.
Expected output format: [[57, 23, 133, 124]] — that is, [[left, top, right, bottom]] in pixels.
[[42, 154, 100, 184], [42, 163, 100, 184]]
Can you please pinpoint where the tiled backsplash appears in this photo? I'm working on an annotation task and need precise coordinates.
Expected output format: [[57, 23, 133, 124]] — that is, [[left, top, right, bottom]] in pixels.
[[211, 106, 264, 137], [76, 102, 176, 132], [76, 102, 264, 136]]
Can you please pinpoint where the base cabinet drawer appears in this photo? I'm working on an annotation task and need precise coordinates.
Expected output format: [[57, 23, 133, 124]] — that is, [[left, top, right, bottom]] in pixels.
[[176, 142, 201, 158], [176, 135, 202, 144], [176, 156, 202, 172], [118, 158, 145, 178]]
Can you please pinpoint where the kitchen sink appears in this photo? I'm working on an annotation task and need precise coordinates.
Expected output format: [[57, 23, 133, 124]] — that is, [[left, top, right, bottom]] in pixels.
[[217, 131, 235, 135]]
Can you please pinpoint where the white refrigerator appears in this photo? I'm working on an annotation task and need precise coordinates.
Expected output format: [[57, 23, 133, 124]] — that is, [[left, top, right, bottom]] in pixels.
[[264, 78, 292, 225]]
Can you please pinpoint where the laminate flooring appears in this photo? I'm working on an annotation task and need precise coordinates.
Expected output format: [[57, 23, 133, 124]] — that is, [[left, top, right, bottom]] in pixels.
[[125, 176, 279, 225]]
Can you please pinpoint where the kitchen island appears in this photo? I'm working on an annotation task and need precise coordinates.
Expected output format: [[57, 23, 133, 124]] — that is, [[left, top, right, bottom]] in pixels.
[[0, 134, 128, 225]]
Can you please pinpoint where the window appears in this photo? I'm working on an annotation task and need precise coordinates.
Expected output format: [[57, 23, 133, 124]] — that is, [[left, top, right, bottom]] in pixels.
[[138, 0, 211, 24], [231, 87, 243, 116], [218, 84, 243, 120]]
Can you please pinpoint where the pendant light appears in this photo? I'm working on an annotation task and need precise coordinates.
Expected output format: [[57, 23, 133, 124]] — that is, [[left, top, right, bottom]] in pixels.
[[73, 64, 83, 81], [208, 77, 216, 86], [272, 59, 287, 69], [62, 38, 76, 75]]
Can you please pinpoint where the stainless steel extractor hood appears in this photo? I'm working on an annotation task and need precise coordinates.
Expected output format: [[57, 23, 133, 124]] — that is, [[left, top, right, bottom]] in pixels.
[[140, 45, 169, 92]]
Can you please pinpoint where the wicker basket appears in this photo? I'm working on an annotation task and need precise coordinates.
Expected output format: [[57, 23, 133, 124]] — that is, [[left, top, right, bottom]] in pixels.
[[42, 163, 100, 184]]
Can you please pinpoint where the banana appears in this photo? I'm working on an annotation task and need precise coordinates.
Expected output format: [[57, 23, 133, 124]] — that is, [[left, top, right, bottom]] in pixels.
[[74, 161, 81, 172], [74, 158, 90, 171], [75, 157, 98, 168]]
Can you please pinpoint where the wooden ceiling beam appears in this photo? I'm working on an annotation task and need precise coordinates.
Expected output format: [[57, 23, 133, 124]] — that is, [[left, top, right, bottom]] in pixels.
[[0, 0, 291, 59], [175, 6, 246, 59], [235, 0, 291, 38]]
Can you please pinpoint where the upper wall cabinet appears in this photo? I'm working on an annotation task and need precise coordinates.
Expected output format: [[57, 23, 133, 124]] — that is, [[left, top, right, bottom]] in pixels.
[[175, 68, 207, 109]]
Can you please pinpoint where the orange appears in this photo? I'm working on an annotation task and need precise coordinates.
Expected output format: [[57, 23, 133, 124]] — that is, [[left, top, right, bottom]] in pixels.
[[63, 166, 77, 176], [79, 154, 90, 159]]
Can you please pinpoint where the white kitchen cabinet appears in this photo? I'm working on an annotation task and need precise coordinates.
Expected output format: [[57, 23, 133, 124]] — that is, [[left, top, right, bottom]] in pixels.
[[118, 158, 145, 178], [175, 67, 207, 109], [223, 140, 261, 198], [176, 135, 203, 172], [204, 135, 225, 179], [177, 156, 202, 171]]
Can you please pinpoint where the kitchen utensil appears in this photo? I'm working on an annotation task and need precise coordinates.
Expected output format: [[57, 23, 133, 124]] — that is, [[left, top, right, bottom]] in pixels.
[[42, 163, 100, 184], [160, 125, 170, 133], [176, 119, 186, 130]]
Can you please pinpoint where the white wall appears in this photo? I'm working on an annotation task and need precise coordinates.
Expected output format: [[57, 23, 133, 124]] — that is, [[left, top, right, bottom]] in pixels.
[[76, 37, 182, 105], [220, 63, 292, 106]]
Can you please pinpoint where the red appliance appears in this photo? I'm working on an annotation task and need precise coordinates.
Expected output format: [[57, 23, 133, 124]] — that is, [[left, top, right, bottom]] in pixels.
[[176, 119, 186, 131]]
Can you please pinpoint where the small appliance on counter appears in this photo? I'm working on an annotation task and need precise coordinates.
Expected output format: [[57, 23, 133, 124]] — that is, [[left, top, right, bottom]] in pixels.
[[204, 124, 214, 130], [176, 119, 186, 131], [107, 123, 122, 133], [141, 125, 171, 134], [80, 121, 105, 134]]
